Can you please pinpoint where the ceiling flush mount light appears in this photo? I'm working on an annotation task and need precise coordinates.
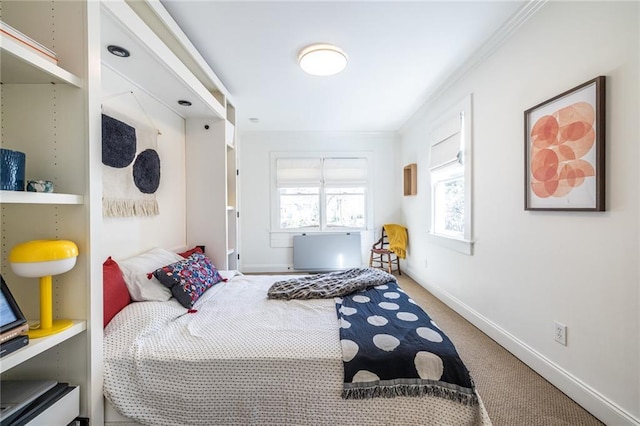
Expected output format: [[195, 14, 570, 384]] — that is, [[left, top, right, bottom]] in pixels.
[[107, 45, 130, 58], [298, 43, 348, 76]]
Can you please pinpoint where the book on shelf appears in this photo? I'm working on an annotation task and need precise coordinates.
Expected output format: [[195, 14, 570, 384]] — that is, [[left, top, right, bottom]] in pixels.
[[1, 273, 29, 356], [0, 20, 58, 64], [0, 322, 29, 344], [0, 334, 29, 358]]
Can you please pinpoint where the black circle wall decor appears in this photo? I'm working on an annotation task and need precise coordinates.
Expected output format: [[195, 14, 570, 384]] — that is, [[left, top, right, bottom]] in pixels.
[[133, 149, 161, 194], [102, 114, 137, 168]]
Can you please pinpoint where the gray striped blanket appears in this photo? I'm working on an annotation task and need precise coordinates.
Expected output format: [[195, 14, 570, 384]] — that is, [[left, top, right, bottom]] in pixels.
[[267, 268, 396, 300]]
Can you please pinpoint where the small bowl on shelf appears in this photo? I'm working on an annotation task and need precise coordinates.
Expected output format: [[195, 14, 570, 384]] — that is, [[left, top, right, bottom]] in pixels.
[[26, 180, 54, 193]]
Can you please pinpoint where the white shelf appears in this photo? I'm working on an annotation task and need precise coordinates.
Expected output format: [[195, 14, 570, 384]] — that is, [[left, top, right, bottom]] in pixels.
[[0, 190, 84, 205], [225, 120, 235, 148], [227, 248, 235, 256], [0, 320, 87, 373], [0, 32, 82, 87], [226, 205, 235, 211]]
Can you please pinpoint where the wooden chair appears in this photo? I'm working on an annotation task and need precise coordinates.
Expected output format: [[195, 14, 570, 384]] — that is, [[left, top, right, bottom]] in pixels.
[[369, 226, 403, 275]]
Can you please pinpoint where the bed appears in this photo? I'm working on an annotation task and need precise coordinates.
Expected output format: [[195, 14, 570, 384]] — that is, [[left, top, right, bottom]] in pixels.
[[103, 248, 491, 426]]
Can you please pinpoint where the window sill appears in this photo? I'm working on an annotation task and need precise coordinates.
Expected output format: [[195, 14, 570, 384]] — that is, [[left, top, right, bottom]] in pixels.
[[271, 228, 366, 234], [427, 232, 474, 255]]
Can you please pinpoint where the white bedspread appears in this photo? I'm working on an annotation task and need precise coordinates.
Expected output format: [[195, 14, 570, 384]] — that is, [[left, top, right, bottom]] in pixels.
[[104, 274, 491, 425]]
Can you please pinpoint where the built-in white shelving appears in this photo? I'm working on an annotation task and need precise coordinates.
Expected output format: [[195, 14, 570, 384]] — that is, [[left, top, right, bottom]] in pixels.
[[0, 320, 87, 373], [1, 1, 91, 421], [3, 2, 240, 423], [0, 31, 82, 86]]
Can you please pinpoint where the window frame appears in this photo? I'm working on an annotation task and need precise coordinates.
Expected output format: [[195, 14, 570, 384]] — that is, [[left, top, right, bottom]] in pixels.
[[428, 94, 474, 255], [271, 152, 373, 234]]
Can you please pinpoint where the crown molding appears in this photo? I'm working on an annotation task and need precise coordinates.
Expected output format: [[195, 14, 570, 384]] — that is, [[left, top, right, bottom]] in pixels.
[[400, 0, 548, 133]]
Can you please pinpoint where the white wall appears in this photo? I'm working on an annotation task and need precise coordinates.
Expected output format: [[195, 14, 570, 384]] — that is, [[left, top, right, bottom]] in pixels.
[[239, 131, 400, 272], [399, 2, 639, 424], [100, 66, 187, 260]]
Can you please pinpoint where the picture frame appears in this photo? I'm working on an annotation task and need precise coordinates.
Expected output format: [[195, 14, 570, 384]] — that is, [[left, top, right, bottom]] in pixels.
[[524, 76, 605, 211]]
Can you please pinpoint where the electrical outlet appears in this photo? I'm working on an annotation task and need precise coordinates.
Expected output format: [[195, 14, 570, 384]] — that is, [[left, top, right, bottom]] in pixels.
[[554, 321, 567, 346]]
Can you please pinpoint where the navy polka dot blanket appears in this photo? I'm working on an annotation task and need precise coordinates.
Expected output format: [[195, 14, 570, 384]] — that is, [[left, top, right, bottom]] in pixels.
[[337, 280, 478, 405]]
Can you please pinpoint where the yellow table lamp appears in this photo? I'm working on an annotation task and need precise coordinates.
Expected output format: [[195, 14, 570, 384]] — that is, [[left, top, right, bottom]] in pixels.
[[9, 239, 78, 338]]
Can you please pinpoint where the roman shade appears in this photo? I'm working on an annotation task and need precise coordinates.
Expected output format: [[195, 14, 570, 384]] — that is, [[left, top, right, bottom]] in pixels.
[[323, 158, 368, 187], [276, 158, 322, 187], [429, 113, 463, 170]]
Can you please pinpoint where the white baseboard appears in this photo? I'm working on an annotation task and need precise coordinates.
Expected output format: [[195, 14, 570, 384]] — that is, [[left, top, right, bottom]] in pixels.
[[405, 266, 640, 426]]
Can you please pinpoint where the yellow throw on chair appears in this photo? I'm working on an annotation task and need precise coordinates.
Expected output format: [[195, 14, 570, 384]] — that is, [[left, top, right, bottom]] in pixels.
[[369, 224, 408, 275], [384, 224, 408, 259]]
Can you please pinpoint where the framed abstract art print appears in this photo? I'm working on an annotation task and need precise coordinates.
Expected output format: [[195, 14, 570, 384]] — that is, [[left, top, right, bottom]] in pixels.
[[524, 76, 605, 211]]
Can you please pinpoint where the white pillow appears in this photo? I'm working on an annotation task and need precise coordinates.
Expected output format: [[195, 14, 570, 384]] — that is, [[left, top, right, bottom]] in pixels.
[[117, 247, 184, 302]]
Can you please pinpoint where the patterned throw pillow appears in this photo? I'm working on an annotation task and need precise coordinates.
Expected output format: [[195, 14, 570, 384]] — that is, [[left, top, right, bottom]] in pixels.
[[153, 252, 223, 308]]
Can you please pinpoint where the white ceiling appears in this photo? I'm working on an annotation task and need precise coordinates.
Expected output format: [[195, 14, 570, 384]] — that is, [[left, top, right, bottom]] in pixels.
[[159, 1, 527, 133]]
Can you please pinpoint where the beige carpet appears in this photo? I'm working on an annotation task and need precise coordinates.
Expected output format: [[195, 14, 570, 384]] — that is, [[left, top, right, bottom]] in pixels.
[[396, 273, 604, 426]]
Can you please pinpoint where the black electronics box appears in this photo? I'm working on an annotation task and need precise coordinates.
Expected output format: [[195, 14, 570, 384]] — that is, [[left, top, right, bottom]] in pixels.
[[0, 335, 28, 358]]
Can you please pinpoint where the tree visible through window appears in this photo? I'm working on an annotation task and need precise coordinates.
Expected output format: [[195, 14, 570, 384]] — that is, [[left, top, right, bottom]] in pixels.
[[279, 187, 319, 229], [326, 187, 365, 228], [433, 173, 464, 237]]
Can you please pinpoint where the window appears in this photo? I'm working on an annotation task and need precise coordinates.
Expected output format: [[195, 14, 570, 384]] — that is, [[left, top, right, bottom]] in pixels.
[[274, 156, 368, 231], [429, 95, 473, 254], [432, 167, 464, 238], [279, 187, 320, 229]]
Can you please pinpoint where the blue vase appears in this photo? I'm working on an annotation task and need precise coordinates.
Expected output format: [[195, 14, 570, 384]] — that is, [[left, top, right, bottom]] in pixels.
[[0, 149, 26, 191]]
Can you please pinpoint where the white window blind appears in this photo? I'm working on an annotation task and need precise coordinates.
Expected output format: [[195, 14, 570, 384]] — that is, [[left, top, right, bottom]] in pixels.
[[429, 113, 463, 170], [323, 158, 368, 187], [276, 158, 322, 187]]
